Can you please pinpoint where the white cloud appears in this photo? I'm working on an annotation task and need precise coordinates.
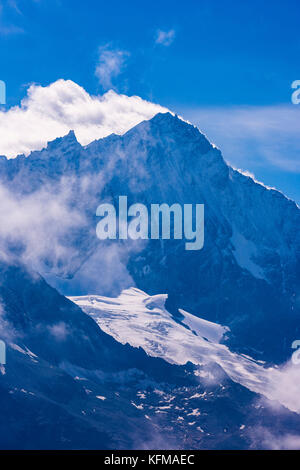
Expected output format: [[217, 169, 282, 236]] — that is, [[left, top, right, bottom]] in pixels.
[[0, 79, 169, 158], [264, 360, 300, 415], [155, 29, 175, 46], [0, 178, 87, 273], [48, 322, 69, 341], [0, 173, 139, 296], [250, 427, 300, 450], [95, 45, 129, 90]]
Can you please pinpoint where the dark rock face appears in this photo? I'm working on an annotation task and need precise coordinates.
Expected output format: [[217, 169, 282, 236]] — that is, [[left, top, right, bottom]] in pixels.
[[0, 262, 299, 450]]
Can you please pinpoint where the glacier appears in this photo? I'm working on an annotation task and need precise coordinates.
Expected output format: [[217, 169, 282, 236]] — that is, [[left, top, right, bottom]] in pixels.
[[70, 288, 300, 414]]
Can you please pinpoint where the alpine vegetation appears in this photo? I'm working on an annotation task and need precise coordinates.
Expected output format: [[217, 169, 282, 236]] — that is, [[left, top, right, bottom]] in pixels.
[[96, 196, 205, 250]]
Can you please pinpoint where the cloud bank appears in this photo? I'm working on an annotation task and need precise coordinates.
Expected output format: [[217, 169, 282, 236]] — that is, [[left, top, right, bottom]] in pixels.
[[0, 79, 168, 158]]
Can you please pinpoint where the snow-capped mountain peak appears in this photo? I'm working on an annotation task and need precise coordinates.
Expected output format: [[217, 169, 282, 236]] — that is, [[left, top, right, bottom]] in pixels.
[[0, 111, 298, 363]]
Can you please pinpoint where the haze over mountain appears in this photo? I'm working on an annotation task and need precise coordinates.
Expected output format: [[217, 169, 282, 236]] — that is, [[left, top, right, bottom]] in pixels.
[[0, 110, 299, 449], [0, 112, 298, 362]]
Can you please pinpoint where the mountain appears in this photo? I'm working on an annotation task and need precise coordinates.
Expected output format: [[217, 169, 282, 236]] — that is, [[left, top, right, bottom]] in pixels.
[[0, 260, 198, 449], [0, 112, 298, 363], [1, 260, 300, 450]]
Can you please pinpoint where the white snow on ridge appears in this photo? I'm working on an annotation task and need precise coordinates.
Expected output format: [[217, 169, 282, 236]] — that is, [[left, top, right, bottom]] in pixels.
[[179, 308, 229, 343], [70, 288, 300, 414]]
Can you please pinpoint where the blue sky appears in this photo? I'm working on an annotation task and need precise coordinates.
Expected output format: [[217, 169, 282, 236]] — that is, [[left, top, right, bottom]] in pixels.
[[0, 0, 300, 202]]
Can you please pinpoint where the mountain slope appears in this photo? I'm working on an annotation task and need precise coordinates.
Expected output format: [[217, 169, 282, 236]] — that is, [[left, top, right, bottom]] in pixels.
[[0, 260, 197, 449], [1, 261, 300, 449], [70, 288, 300, 415], [0, 113, 298, 362]]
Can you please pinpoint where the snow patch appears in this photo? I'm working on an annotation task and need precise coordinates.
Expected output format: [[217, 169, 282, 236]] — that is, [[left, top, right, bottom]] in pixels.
[[179, 309, 229, 343], [231, 229, 266, 280]]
